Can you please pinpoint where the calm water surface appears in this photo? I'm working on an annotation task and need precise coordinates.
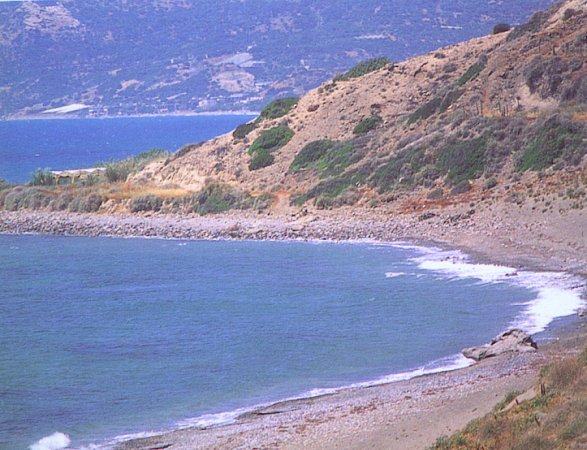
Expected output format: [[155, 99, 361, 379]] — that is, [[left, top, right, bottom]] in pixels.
[[0, 235, 545, 449]]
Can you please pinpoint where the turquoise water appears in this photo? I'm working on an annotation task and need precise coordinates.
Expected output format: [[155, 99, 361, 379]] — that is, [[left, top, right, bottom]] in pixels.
[[0, 115, 254, 184], [2, 234, 581, 449]]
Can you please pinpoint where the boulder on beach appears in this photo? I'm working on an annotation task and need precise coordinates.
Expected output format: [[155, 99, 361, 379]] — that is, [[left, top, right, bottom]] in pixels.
[[462, 329, 537, 361]]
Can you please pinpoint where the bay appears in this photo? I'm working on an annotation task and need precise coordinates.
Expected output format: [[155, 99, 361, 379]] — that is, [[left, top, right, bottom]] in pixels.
[[1, 234, 581, 449], [0, 115, 255, 184]]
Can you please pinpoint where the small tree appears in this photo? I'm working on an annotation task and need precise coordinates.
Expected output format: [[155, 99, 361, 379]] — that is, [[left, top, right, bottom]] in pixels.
[[493, 23, 511, 34], [30, 169, 55, 186]]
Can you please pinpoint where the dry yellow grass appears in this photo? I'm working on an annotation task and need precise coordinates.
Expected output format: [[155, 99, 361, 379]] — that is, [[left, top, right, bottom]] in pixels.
[[101, 183, 191, 201]]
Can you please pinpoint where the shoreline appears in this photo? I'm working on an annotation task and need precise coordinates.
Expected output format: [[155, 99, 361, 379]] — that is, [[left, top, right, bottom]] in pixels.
[[3, 209, 586, 449], [113, 319, 587, 450], [2, 209, 586, 276], [0, 110, 260, 122]]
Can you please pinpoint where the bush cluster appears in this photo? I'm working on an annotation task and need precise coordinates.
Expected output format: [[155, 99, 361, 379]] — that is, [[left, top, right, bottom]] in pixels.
[[258, 97, 298, 121], [30, 169, 56, 186], [232, 122, 257, 140], [129, 195, 164, 213], [249, 150, 275, 171], [507, 10, 548, 41], [407, 97, 442, 124], [353, 115, 382, 135], [517, 116, 586, 171], [248, 126, 294, 171], [0, 186, 104, 213], [430, 344, 587, 449], [289, 140, 336, 172], [492, 23, 511, 34], [457, 60, 486, 86], [100, 149, 170, 183], [437, 136, 487, 185], [371, 147, 428, 192], [177, 182, 272, 215], [333, 57, 391, 81], [0, 178, 11, 191]]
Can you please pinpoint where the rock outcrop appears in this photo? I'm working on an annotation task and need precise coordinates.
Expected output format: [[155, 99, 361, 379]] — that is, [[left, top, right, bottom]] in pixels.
[[462, 329, 538, 361]]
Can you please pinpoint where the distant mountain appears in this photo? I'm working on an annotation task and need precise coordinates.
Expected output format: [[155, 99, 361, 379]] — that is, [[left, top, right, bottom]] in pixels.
[[0, 0, 554, 118]]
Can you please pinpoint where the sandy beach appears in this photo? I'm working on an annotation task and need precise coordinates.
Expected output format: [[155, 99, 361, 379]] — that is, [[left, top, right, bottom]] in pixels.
[[2, 206, 586, 449]]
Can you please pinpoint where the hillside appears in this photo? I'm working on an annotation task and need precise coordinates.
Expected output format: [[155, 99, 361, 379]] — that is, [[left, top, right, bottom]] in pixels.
[[134, 0, 586, 215], [0, 0, 554, 118]]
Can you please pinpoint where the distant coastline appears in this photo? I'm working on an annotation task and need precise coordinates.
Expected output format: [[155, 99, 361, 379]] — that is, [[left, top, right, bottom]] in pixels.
[[0, 110, 260, 121]]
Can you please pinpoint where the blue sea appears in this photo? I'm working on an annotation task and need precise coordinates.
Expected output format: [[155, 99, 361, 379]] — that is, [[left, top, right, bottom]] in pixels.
[[0, 235, 583, 450], [0, 115, 255, 184]]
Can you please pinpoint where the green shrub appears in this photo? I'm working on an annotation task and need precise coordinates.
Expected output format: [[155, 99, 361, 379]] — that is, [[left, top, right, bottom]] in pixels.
[[507, 10, 548, 41], [559, 416, 587, 440], [130, 195, 164, 212], [100, 149, 170, 183], [577, 346, 587, 367], [289, 140, 336, 171], [0, 178, 11, 191], [562, 75, 587, 103], [68, 192, 103, 213], [563, 8, 578, 21], [6, 187, 52, 210], [523, 56, 545, 94], [250, 192, 274, 211], [232, 122, 257, 139], [450, 180, 471, 195], [290, 193, 308, 207], [190, 182, 253, 215], [437, 136, 487, 185], [49, 192, 74, 211], [322, 142, 360, 178], [484, 177, 498, 190], [258, 97, 298, 121], [315, 189, 361, 209], [353, 115, 382, 135], [457, 60, 486, 86], [334, 57, 391, 81], [306, 177, 353, 201], [174, 142, 204, 160], [494, 390, 523, 411], [541, 358, 583, 392], [427, 188, 444, 200], [517, 116, 586, 171], [289, 139, 365, 177], [249, 149, 275, 171], [30, 169, 56, 186], [439, 90, 464, 113], [371, 147, 428, 192], [407, 97, 442, 124], [248, 126, 294, 156]]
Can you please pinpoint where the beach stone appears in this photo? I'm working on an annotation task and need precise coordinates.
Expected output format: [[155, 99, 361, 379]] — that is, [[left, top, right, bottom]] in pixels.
[[462, 329, 537, 361]]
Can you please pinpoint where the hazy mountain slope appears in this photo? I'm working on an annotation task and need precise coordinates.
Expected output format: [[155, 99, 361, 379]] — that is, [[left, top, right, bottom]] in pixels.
[[0, 0, 555, 117]]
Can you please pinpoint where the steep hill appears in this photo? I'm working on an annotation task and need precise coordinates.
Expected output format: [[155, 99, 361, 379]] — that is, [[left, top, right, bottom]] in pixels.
[[135, 0, 586, 218], [0, 0, 554, 117]]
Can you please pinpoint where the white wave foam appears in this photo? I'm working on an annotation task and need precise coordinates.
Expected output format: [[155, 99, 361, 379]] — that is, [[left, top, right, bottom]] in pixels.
[[348, 354, 473, 388], [176, 408, 249, 428], [171, 353, 472, 432], [108, 430, 160, 446], [400, 244, 585, 334], [385, 272, 407, 278], [30, 432, 71, 450]]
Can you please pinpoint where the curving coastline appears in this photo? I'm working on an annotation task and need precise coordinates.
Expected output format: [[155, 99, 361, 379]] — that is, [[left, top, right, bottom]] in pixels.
[[2, 208, 587, 275], [3, 208, 587, 449]]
